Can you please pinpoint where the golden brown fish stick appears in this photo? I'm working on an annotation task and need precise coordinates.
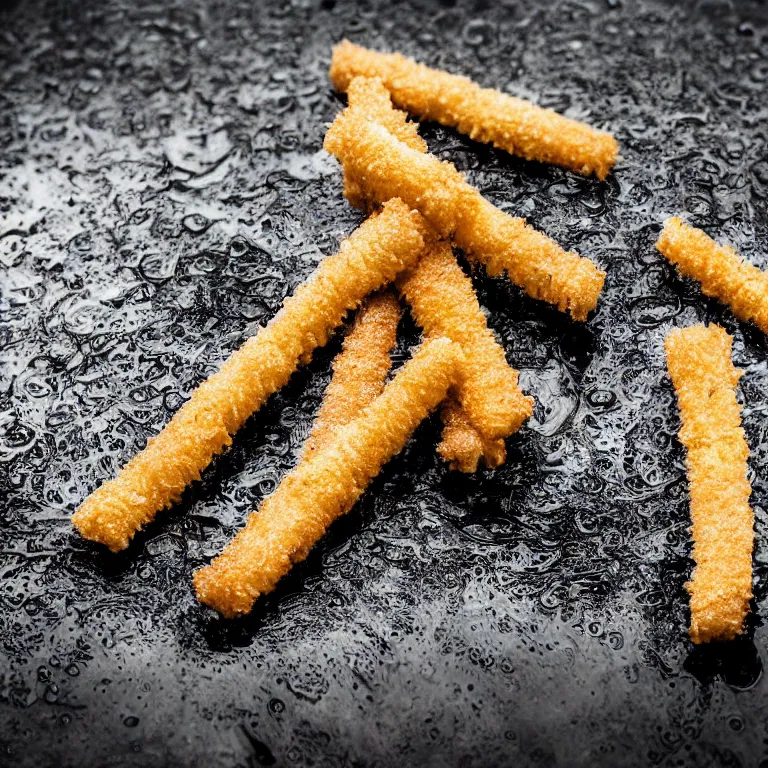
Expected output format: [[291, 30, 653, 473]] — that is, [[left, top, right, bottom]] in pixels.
[[657, 218, 768, 336], [194, 337, 463, 617], [73, 200, 427, 552], [665, 324, 754, 643], [330, 40, 618, 180], [303, 290, 401, 456], [397, 239, 533, 441], [345, 76, 530, 470], [324, 86, 605, 321], [438, 396, 505, 473]]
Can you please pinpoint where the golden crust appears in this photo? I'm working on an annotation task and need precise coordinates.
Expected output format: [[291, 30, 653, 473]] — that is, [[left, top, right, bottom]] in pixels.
[[342, 76, 426, 209], [330, 40, 618, 180], [665, 324, 754, 643], [397, 239, 534, 441], [193, 337, 463, 617], [72, 200, 427, 552], [324, 80, 605, 321], [346, 77, 532, 468], [657, 218, 768, 335], [303, 290, 401, 456]]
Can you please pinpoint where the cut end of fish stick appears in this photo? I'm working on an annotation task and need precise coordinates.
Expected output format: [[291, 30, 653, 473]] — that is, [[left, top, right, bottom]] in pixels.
[[657, 217, 768, 336], [330, 40, 618, 180], [665, 324, 754, 644], [194, 337, 463, 617], [438, 398, 506, 473]]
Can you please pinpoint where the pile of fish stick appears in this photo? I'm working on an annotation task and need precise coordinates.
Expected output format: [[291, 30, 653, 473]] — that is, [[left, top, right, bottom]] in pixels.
[[72, 42, 765, 643]]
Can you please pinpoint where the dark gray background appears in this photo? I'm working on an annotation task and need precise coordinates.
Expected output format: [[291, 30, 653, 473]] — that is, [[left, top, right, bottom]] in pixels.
[[2, 0, 768, 765]]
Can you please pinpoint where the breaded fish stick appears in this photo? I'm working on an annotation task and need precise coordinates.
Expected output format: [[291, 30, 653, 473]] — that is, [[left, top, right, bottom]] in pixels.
[[438, 396, 505, 473], [303, 290, 401, 456], [657, 218, 768, 336], [324, 84, 605, 320], [397, 239, 533, 441], [73, 200, 427, 552], [345, 77, 531, 470], [330, 40, 618, 180], [665, 324, 754, 643], [194, 337, 463, 617]]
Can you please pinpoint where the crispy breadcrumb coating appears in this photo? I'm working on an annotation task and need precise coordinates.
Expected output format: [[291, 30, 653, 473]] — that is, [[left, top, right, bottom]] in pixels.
[[665, 324, 754, 643], [657, 218, 768, 335], [73, 200, 427, 552], [345, 77, 531, 470], [342, 76, 427, 209], [397, 239, 533, 441], [330, 40, 618, 180], [324, 82, 605, 321], [193, 337, 463, 617], [303, 290, 401, 456], [438, 396, 506, 473]]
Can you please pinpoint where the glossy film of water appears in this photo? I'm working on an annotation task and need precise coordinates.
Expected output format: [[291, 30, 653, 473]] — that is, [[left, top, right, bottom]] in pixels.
[[2, 0, 768, 766]]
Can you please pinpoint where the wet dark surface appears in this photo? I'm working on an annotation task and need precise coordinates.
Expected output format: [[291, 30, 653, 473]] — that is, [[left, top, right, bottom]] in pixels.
[[2, 0, 768, 765]]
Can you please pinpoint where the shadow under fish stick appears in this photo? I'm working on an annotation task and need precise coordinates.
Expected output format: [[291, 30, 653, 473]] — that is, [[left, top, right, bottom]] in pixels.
[[73, 199, 428, 552], [330, 40, 618, 180], [324, 79, 605, 321], [665, 324, 754, 644], [193, 337, 463, 618]]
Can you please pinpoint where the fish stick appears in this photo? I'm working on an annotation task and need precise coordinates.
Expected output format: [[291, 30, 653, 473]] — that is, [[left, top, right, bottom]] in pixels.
[[345, 77, 531, 469], [397, 239, 534, 441], [330, 40, 618, 180], [324, 81, 605, 321], [665, 324, 754, 643], [303, 290, 401, 456], [657, 218, 768, 336], [73, 199, 428, 552], [194, 337, 463, 617], [438, 396, 505, 473]]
